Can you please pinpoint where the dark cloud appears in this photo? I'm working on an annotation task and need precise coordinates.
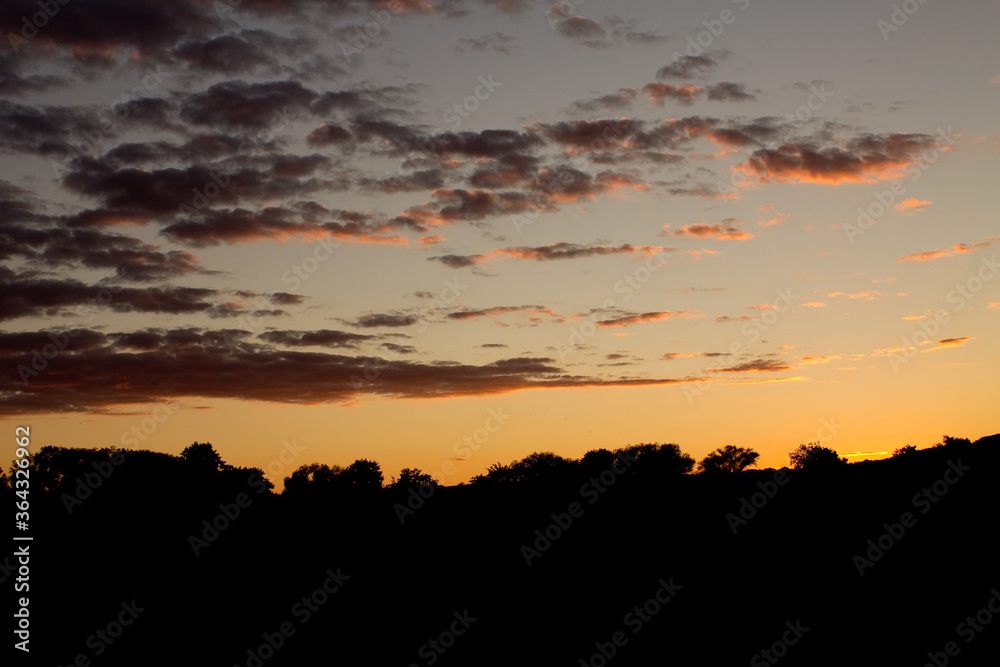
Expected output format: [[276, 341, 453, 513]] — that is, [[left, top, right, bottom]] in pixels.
[[595, 310, 696, 327], [454, 32, 517, 55], [64, 156, 334, 224], [305, 124, 352, 147], [570, 88, 638, 113], [430, 242, 670, 268], [258, 329, 373, 348], [179, 80, 316, 130], [708, 359, 793, 373], [1, 328, 696, 414], [349, 313, 422, 328], [707, 82, 755, 102], [734, 132, 948, 184], [656, 53, 722, 80], [643, 83, 703, 106]]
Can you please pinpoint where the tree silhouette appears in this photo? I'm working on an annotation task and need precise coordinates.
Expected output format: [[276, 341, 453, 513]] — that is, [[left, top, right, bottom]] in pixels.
[[892, 445, 917, 458], [340, 458, 384, 489], [510, 451, 573, 483], [391, 467, 436, 489], [180, 442, 230, 472], [789, 442, 847, 470], [623, 443, 695, 476], [283, 462, 342, 497], [941, 435, 972, 448], [697, 445, 760, 474]]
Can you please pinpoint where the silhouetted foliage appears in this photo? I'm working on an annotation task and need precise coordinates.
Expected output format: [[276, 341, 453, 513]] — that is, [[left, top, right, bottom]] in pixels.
[[941, 434, 972, 448], [622, 442, 696, 476], [10, 432, 1000, 664], [510, 451, 574, 483], [697, 445, 760, 474], [180, 442, 230, 472], [892, 445, 917, 457], [789, 442, 847, 470], [340, 458, 384, 489], [283, 463, 343, 497], [391, 467, 436, 489]]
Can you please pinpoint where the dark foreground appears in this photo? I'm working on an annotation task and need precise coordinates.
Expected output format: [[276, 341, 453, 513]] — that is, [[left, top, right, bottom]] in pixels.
[[8, 436, 1000, 666]]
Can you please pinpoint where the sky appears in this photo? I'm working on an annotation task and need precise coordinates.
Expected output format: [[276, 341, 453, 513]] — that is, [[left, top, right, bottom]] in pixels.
[[1, 0, 998, 486]]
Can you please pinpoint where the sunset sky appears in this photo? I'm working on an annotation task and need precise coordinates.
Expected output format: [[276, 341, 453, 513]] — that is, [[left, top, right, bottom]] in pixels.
[[2, 0, 998, 485]]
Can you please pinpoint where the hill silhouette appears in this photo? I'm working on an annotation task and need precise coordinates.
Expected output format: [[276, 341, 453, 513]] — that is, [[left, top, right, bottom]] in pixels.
[[6, 434, 1000, 665]]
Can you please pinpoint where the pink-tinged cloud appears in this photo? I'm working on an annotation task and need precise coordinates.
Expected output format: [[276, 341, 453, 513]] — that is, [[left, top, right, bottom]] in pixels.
[[596, 310, 697, 327], [732, 133, 952, 185], [894, 198, 931, 212], [758, 212, 792, 227], [642, 83, 703, 106], [667, 221, 753, 240], [802, 301, 826, 308], [419, 235, 445, 246], [899, 238, 998, 262]]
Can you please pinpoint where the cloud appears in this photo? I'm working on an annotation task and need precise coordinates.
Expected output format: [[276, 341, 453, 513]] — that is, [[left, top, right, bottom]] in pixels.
[[929, 336, 973, 350], [570, 89, 638, 113], [706, 82, 755, 102], [445, 305, 562, 325], [431, 242, 671, 268], [758, 212, 792, 227], [643, 83, 703, 106], [656, 54, 721, 80], [454, 32, 516, 55], [1, 327, 700, 414], [667, 220, 753, 240], [898, 238, 998, 262], [545, 4, 663, 49], [348, 313, 421, 328], [733, 132, 952, 184], [708, 359, 793, 373], [595, 310, 696, 327], [894, 198, 931, 213], [259, 329, 374, 348]]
